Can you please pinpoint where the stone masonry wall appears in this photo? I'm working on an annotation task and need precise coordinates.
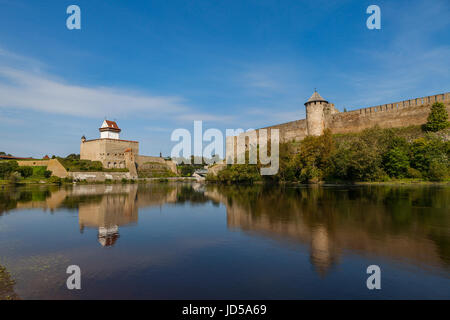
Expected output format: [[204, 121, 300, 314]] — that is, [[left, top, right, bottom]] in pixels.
[[225, 92, 449, 162], [81, 139, 139, 169], [69, 171, 133, 181], [17, 159, 68, 178], [136, 155, 178, 174], [327, 92, 450, 134]]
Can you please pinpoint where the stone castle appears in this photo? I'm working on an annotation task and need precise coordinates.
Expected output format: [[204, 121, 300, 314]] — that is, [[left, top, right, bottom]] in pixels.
[[227, 91, 450, 154], [80, 120, 177, 177]]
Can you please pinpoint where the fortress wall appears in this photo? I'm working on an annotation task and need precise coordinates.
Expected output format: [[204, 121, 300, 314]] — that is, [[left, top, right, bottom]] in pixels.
[[81, 139, 139, 168], [46, 159, 69, 178], [260, 119, 308, 142], [136, 155, 178, 174], [328, 93, 450, 134], [17, 160, 50, 166], [135, 155, 166, 166], [225, 119, 307, 163], [69, 171, 133, 181], [226, 119, 307, 157]]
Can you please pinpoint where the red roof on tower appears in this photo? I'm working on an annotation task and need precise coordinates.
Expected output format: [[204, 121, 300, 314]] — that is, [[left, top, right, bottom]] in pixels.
[[99, 120, 121, 133], [104, 120, 119, 129]]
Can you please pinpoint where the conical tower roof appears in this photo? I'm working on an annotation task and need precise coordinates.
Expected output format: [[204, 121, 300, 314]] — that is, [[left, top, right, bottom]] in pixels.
[[306, 90, 328, 104]]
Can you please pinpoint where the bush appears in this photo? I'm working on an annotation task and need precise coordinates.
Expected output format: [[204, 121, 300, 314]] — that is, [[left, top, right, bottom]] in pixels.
[[58, 158, 105, 172], [44, 170, 52, 178], [428, 160, 449, 181], [0, 161, 18, 179], [63, 177, 74, 183], [65, 154, 80, 160], [18, 166, 33, 178], [207, 125, 450, 184], [423, 102, 449, 132], [178, 164, 203, 177], [216, 164, 261, 183], [382, 146, 410, 178], [32, 166, 46, 177], [406, 167, 422, 179], [7, 172, 21, 184], [330, 139, 383, 181], [48, 176, 62, 185], [410, 136, 448, 175]]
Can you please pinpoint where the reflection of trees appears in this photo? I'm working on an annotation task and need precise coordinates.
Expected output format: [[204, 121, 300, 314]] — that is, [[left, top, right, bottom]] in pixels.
[[0, 187, 53, 215], [210, 184, 450, 273], [1, 183, 449, 272], [176, 185, 219, 206], [0, 265, 20, 300]]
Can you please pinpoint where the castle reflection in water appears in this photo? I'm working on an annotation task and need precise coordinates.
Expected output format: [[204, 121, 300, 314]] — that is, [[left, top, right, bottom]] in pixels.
[[2, 183, 449, 276]]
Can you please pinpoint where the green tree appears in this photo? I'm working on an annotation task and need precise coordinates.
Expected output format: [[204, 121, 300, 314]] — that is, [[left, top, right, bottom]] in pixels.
[[7, 172, 21, 184], [18, 166, 33, 178], [383, 147, 409, 178], [423, 102, 449, 132], [293, 129, 334, 182], [65, 154, 80, 160], [428, 160, 449, 181], [382, 137, 410, 178], [216, 164, 260, 183], [44, 170, 52, 178], [0, 161, 19, 179], [410, 136, 449, 179]]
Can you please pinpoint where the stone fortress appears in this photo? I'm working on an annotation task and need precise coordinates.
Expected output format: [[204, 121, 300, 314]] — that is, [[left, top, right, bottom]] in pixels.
[[227, 91, 450, 153], [80, 120, 177, 178]]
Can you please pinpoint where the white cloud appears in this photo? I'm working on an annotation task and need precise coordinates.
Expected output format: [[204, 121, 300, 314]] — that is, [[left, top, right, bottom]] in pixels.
[[0, 66, 188, 119]]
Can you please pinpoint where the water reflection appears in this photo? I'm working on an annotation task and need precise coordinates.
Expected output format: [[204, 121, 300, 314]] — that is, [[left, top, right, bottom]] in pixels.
[[211, 185, 450, 275], [0, 183, 449, 278]]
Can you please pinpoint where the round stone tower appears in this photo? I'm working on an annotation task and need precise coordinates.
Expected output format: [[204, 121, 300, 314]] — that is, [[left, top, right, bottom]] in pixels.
[[305, 90, 328, 136]]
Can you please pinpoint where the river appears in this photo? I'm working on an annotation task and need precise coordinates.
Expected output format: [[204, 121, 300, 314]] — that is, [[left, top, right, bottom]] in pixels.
[[0, 183, 449, 299]]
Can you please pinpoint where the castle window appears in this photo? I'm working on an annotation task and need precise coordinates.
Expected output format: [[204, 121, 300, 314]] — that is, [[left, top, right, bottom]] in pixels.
[[113, 162, 117, 168]]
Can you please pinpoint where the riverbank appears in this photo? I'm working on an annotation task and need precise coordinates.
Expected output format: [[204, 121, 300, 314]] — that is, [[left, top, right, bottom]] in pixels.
[[0, 176, 198, 186], [2, 174, 449, 187]]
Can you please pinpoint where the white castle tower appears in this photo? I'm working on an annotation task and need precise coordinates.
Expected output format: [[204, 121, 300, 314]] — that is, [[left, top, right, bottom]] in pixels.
[[99, 120, 121, 140], [305, 90, 328, 136]]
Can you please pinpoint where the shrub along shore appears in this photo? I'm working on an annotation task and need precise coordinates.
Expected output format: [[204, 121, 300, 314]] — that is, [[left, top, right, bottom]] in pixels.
[[207, 103, 450, 184], [207, 126, 450, 184]]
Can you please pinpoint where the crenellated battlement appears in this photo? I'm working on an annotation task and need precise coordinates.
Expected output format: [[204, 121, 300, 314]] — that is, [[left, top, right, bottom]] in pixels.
[[348, 92, 450, 116], [228, 91, 450, 151]]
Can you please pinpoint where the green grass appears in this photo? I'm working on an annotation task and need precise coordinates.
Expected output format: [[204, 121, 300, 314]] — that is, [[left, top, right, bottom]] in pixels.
[[57, 157, 128, 172]]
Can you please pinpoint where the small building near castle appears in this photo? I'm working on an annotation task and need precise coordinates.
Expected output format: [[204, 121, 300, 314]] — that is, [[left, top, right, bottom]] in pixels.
[[80, 120, 177, 178]]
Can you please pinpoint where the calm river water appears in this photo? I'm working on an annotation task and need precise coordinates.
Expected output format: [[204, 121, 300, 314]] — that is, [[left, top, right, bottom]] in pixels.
[[0, 183, 449, 299]]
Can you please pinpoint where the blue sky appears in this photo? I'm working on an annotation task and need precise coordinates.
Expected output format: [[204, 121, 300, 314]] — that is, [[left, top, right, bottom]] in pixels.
[[0, 0, 449, 157]]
